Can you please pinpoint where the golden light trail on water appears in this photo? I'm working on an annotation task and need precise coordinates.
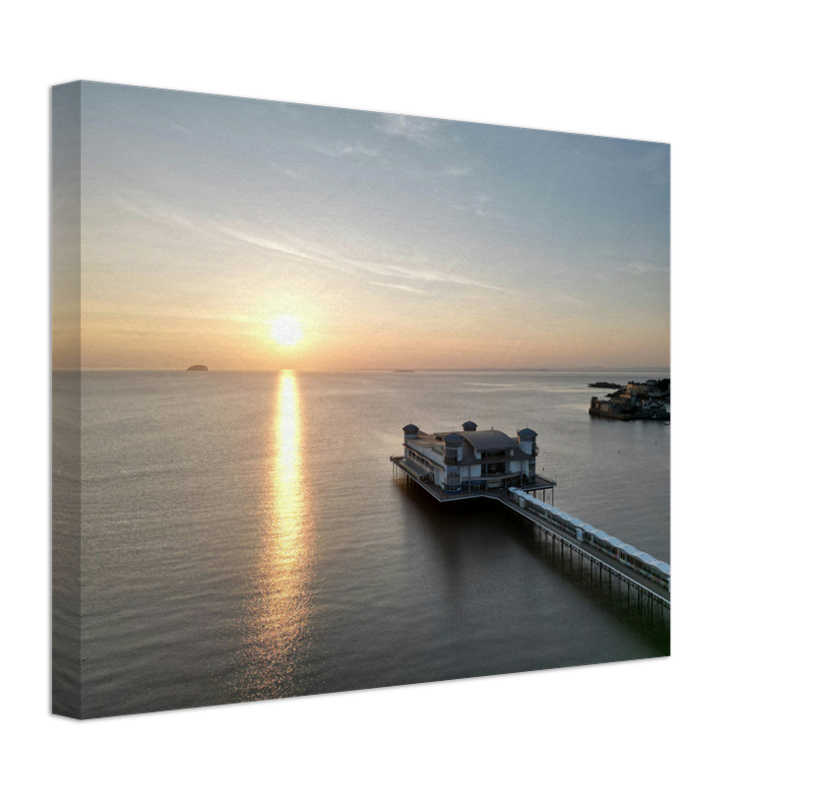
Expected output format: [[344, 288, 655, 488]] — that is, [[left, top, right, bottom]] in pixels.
[[242, 370, 313, 699]]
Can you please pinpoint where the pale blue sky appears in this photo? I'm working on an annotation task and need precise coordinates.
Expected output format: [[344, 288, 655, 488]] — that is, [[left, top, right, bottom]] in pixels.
[[76, 81, 669, 370]]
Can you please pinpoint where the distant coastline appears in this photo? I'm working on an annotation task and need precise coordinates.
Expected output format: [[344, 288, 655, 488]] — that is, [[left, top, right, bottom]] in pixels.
[[589, 378, 671, 421]]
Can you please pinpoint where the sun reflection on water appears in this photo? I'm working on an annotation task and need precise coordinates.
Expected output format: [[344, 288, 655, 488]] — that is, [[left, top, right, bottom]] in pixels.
[[240, 370, 314, 700]]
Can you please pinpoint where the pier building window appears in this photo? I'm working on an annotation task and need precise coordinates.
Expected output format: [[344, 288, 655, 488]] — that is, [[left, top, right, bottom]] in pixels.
[[481, 462, 507, 476], [480, 449, 509, 460]]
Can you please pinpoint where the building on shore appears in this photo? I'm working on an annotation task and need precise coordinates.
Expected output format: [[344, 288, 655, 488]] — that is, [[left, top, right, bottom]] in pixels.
[[628, 379, 669, 399], [589, 392, 670, 421], [401, 421, 540, 492]]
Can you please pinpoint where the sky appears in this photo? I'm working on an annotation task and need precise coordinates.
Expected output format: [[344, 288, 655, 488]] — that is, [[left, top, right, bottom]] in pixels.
[[54, 81, 670, 371]]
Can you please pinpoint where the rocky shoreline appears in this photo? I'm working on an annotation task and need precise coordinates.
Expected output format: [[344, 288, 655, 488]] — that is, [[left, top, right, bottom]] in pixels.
[[589, 407, 670, 422]]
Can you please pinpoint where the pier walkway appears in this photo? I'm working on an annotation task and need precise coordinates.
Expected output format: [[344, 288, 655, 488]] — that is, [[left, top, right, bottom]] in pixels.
[[391, 455, 670, 613]]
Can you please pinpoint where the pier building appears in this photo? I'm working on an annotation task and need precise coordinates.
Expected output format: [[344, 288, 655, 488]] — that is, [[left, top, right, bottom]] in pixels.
[[401, 421, 547, 494]]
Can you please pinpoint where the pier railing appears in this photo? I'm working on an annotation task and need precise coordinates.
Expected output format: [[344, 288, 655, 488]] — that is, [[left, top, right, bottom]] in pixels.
[[391, 455, 669, 614], [498, 492, 670, 610]]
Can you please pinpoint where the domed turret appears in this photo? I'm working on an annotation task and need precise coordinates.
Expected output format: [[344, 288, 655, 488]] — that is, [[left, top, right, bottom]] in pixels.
[[462, 421, 477, 432], [403, 423, 419, 440], [517, 428, 538, 477], [517, 428, 537, 452], [443, 432, 464, 464]]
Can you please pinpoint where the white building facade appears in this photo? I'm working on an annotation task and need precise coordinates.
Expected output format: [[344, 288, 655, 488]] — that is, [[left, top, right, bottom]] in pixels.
[[402, 421, 539, 492]]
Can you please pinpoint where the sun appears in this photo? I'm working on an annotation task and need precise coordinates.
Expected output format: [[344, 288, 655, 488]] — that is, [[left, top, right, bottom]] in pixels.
[[270, 315, 303, 346]]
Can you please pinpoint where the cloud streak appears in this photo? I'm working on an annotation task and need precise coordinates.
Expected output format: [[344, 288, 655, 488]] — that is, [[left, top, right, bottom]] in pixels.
[[369, 282, 427, 294], [315, 142, 379, 157], [377, 114, 440, 146], [617, 261, 669, 276], [217, 217, 512, 293]]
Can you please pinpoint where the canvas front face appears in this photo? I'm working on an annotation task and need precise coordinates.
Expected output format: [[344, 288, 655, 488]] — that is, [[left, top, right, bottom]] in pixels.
[[52, 81, 670, 719]]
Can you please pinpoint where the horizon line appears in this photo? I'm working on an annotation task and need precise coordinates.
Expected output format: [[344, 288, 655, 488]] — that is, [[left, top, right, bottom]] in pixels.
[[53, 366, 672, 374]]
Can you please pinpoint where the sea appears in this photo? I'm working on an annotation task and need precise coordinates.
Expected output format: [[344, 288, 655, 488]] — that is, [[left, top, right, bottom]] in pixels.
[[52, 370, 670, 718]]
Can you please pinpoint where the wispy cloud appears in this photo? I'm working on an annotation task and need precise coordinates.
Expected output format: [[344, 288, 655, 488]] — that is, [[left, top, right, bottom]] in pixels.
[[635, 147, 670, 186], [597, 143, 669, 187], [271, 102, 301, 119], [219, 219, 512, 293], [217, 225, 318, 262], [369, 282, 427, 294], [215, 220, 355, 276], [269, 161, 306, 180], [166, 121, 197, 138], [315, 142, 379, 157], [377, 114, 440, 146], [361, 259, 511, 293], [617, 260, 668, 276], [118, 195, 514, 295], [454, 193, 502, 220], [115, 196, 198, 230]]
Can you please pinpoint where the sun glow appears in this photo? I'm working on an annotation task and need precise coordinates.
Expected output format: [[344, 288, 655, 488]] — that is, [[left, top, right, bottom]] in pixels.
[[270, 315, 303, 346]]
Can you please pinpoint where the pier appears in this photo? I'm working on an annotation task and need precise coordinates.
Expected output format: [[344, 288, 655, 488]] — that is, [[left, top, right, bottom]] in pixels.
[[391, 454, 670, 615]]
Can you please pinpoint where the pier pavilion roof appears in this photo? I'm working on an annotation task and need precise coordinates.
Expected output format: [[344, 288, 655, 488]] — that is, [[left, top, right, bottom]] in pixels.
[[429, 428, 523, 454], [408, 426, 532, 466], [460, 429, 521, 452]]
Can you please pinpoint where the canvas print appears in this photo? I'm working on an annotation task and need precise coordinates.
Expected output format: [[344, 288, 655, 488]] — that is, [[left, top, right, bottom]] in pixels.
[[52, 81, 670, 719]]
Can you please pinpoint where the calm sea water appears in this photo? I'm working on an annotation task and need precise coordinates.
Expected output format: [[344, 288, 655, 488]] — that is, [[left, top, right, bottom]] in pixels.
[[53, 370, 670, 718]]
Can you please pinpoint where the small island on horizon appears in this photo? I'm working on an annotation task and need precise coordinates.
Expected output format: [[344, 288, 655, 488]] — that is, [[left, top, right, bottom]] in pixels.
[[186, 364, 209, 371]]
